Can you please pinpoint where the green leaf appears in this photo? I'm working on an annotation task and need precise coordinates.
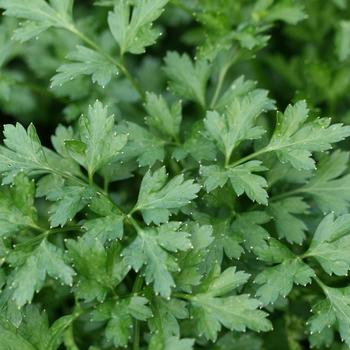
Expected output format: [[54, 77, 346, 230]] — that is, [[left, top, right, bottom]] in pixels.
[[204, 90, 274, 162], [214, 332, 263, 350], [201, 161, 268, 205], [231, 211, 270, 252], [215, 76, 257, 111], [269, 197, 309, 244], [14, 305, 50, 350], [263, 2, 306, 25], [118, 121, 165, 166], [302, 151, 350, 214], [144, 92, 182, 140], [68, 100, 127, 177], [123, 222, 191, 297], [149, 334, 194, 350], [39, 181, 94, 227], [91, 297, 152, 347], [67, 239, 128, 302], [148, 297, 188, 337], [0, 174, 38, 237], [254, 238, 315, 305], [51, 46, 119, 88], [82, 214, 124, 243], [0, 317, 37, 350], [267, 101, 350, 170], [108, 0, 168, 55], [0, 123, 48, 184], [135, 167, 200, 225], [175, 223, 214, 292], [306, 213, 350, 276], [47, 314, 76, 350], [0, 123, 81, 184], [335, 20, 350, 61], [163, 52, 211, 107], [8, 239, 75, 307], [190, 267, 272, 341], [204, 219, 243, 268], [0, 0, 73, 42], [308, 285, 350, 345], [173, 122, 217, 162]]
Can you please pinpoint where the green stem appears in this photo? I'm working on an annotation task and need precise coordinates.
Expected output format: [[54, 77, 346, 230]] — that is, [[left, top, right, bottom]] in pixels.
[[229, 146, 270, 168], [269, 188, 305, 202], [88, 171, 94, 186], [210, 64, 230, 110], [49, 226, 81, 234], [127, 214, 143, 233], [172, 292, 192, 301], [313, 275, 327, 292], [63, 325, 79, 350], [132, 275, 144, 350], [210, 49, 241, 109]]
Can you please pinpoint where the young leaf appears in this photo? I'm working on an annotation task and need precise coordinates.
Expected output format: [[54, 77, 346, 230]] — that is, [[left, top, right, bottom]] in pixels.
[[135, 167, 200, 225], [204, 90, 274, 162], [67, 100, 127, 178], [108, 0, 168, 55], [51, 46, 119, 88], [163, 52, 211, 107], [144, 92, 182, 140]]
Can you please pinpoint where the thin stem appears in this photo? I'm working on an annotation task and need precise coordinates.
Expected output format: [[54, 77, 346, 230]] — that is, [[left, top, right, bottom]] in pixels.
[[313, 275, 327, 292], [172, 292, 192, 301], [210, 64, 230, 110], [269, 188, 305, 202], [210, 49, 241, 109], [132, 275, 144, 350], [63, 325, 79, 350], [88, 171, 94, 186], [229, 147, 270, 168], [103, 176, 109, 193], [49, 225, 81, 234], [127, 215, 143, 233]]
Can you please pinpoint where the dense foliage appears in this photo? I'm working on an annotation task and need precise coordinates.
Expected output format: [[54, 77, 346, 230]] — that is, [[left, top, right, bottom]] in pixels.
[[1, 1, 350, 349]]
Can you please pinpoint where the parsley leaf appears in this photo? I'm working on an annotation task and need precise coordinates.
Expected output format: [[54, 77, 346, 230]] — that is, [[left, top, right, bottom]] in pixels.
[[108, 0, 168, 55], [189, 267, 272, 340], [163, 52, 211, 107], [134, 167, 200, 225]]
